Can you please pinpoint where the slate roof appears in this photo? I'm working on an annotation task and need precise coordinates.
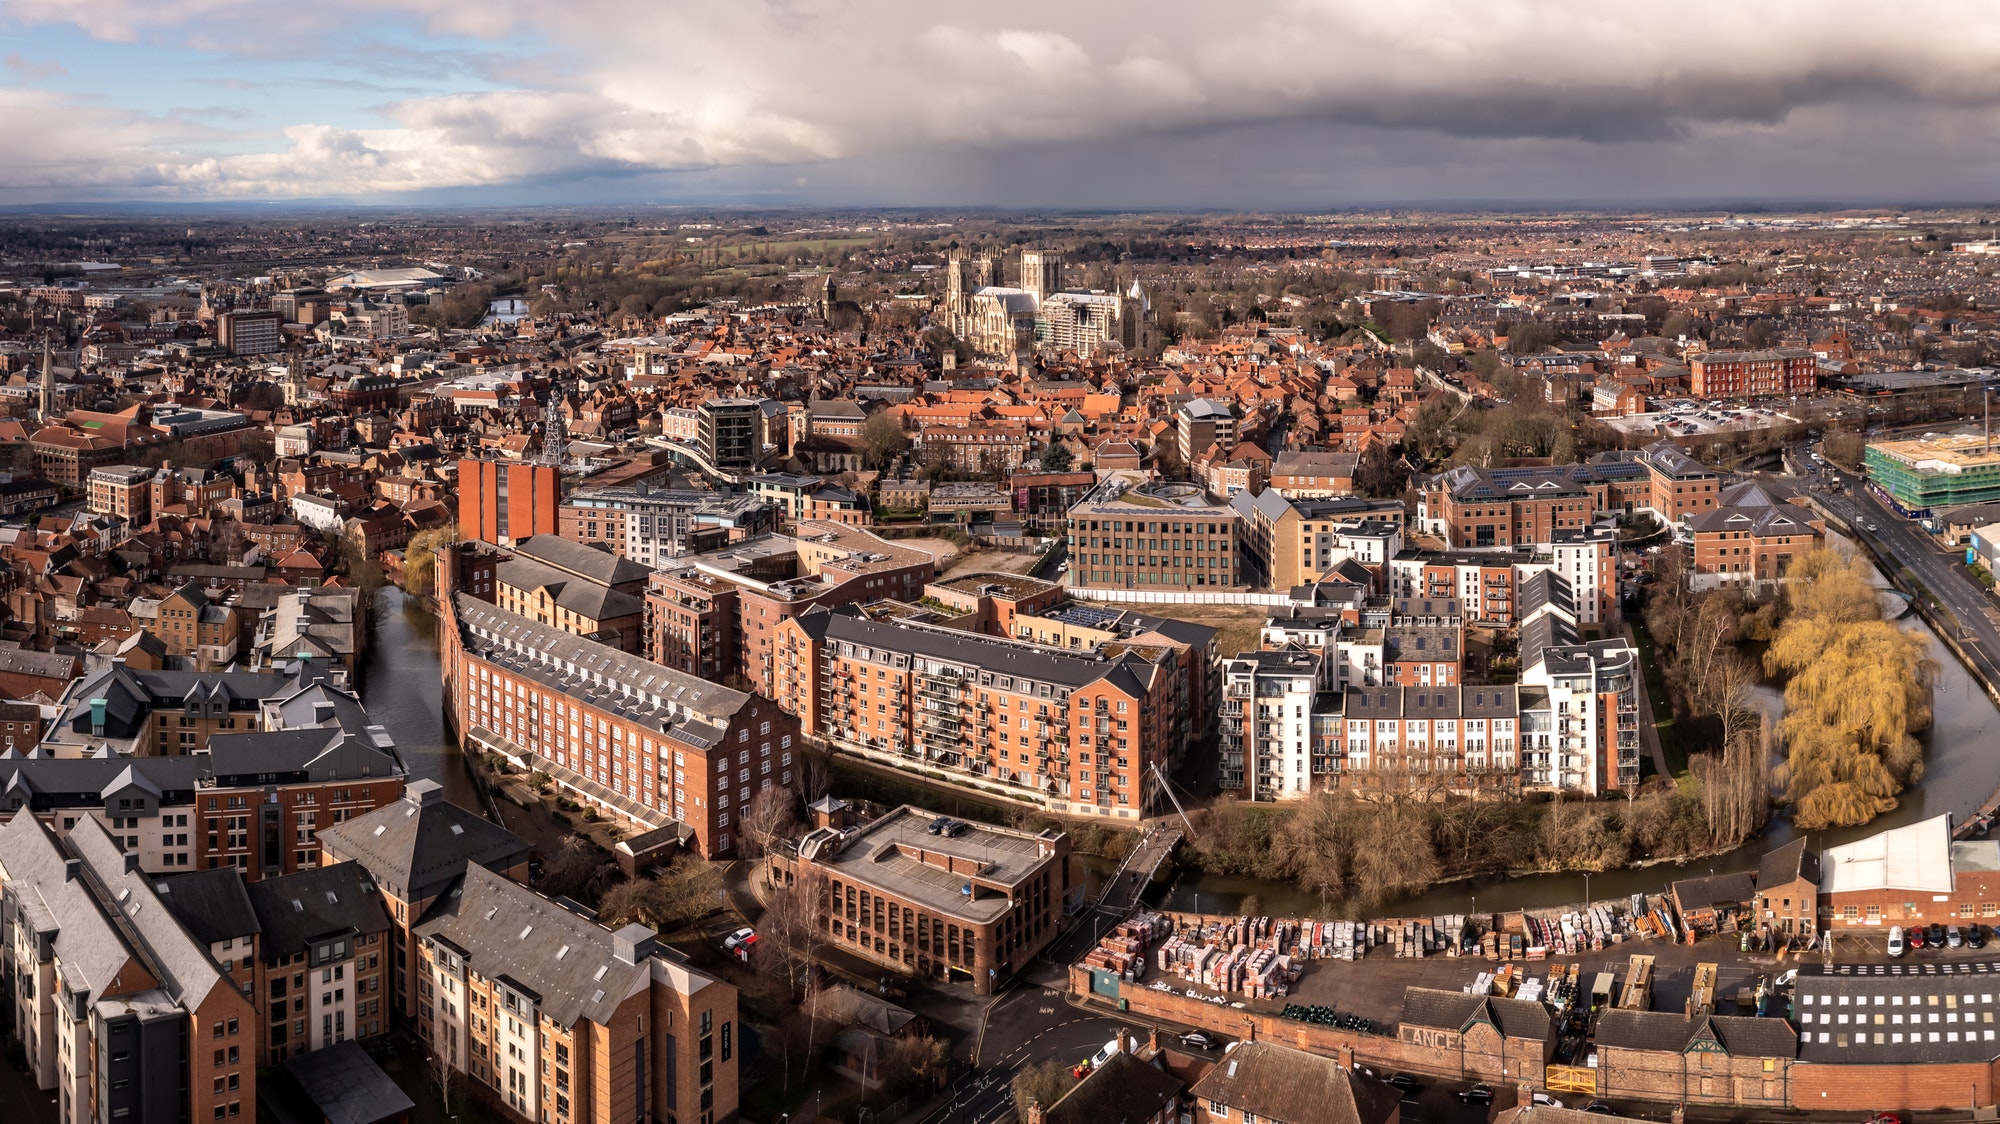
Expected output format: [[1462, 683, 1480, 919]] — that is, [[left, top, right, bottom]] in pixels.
[[153, 865, 259, 946], [0, 809, 138, 1004], [1044, 1051, 1185, 1124], [416, 864, 668, 1029], [453, 594, 746, 731], [1186, 1040, 1399, 1124], [1794, 963, 2000, 1064], [1399, 986, 1552, 1042], [1758, 837, 1821, 890], [246, 862, 393, 962], [794, 603, 1148, 692], [69, 814, 230, 1010], [1595, 1009, 1795, 1057], [496, 556, 644, 622], [283, 1041, 415, 1124], [315, 780, 530, 903]]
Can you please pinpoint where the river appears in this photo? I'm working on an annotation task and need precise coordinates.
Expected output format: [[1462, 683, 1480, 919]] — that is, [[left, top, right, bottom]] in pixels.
[[359, 589, 482, 810]]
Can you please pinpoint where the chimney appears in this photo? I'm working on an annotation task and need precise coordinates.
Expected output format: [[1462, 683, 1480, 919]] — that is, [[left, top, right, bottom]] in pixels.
[[1242, 1017, 1257, 1043], [1024, 1102, 1047, 1124], [89, 699, 107, 738], [611, 923, 658, 965], [406, 779, 444, 806], [1148, 1026, 1159, 1054]]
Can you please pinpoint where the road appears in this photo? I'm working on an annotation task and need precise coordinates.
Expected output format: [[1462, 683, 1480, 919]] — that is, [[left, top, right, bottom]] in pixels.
[[1807, 453, 2000, 690]]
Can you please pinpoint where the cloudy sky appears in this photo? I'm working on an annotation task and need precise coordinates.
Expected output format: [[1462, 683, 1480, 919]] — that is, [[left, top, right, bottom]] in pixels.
[[4, 0, 2000, 208]]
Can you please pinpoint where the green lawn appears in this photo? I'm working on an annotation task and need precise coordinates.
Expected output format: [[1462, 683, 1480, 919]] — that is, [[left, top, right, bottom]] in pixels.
[[1627, 616, 1690, 787]]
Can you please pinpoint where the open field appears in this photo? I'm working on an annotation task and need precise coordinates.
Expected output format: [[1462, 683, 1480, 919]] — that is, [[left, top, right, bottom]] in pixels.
[[941, 545, 1041, 579], [1125, 601, 1267, 657]]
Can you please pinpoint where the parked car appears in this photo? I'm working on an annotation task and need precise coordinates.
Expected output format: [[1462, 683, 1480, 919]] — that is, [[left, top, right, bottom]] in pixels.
[[1864, 1113, 1907, 1124], [1908, 925, 1925, 949], [1584, 1102, 1618, 1115], [1385, 1074, 1421, 1095], [1970, 924, 1988, 949], [1888, 926, 1907, 957], [1930, 923, 1948, 948], [1531, 1093, 1565, 1109], [1180, 1032, 1217, 1050], [1458, 1085, 1495, 1104], [723, 927, 757, 953], [1949, 925, 1965, 949]]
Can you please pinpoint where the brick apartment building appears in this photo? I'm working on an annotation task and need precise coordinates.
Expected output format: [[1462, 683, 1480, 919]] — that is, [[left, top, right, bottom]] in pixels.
[[416, 864, 740, 1124], [1687, 347, 1818, 398], [771, 806, 1070, 995], [0, 813, 259, 1124], [1421, 441, 1719, 548], [643, 522, 936, 696], [490, 535, 649, 653], [315, 781, 533, 1024], [155, 861, 394, 1067], [439, 568, 801, 858], [774, 602, 1194, 819], [0, 726, 405, 880], [1065, 479, 1244, 592]]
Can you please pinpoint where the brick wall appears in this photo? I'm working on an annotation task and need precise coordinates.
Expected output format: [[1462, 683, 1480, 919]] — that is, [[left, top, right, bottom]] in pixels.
[[1788, 1059, 1995, 1111]]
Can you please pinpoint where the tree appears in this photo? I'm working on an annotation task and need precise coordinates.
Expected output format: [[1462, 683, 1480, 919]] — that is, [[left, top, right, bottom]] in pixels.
[[860, 410, 909, 470], [739, 786, 801, 861], [880, 1034, 950, 1101], [1404, 399, 1459, 463], [650, 855, 724, 930], [1355, 444, 1406, 498], [1765, 547, 1939, 829], [401, 524, 461, 597], [1011, 1059, 1077, 1117], [538, 834, 617, 901], [1040, 442, 1074, 472]]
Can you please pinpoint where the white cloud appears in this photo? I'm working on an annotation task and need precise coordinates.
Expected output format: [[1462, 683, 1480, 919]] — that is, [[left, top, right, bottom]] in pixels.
[[7, 0, 2000, 199]]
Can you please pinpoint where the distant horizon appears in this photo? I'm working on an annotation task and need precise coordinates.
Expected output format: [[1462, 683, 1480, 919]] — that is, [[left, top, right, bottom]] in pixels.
[[1, 198, 1997, 220], [4, 4, 2000, 210]]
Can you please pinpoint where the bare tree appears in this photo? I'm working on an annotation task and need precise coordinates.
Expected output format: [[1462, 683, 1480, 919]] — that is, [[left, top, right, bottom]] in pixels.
[[797, 744, 833, 803], [739, 786, 802, 861]]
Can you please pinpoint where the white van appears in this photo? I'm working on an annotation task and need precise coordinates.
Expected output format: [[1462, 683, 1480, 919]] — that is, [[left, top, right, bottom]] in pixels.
[[1888, 926, 1907, 958]]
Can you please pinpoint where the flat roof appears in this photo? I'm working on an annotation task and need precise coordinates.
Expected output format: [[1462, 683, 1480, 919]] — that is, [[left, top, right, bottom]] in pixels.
[[1871, 433, 2000, 471], [814, 806, 1062, 924]]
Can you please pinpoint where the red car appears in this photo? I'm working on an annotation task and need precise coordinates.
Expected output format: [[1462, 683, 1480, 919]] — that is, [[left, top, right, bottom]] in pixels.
[[1908, 927, 1926, 949], [1865, 1113, 1906, 1124]]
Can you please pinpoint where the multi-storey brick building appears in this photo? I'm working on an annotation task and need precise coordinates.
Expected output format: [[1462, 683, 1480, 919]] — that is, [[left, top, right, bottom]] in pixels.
[[460, 458, 562, 547], [1066, 479, 1244, 593], [643, 522, 936, 696], [775, 603, 1192, 819], [45, 660, 365, 758], [415, 864, 740, 1124], [0, 727, 405, 879], [1687, 347, 1817, 398], [440, 578, 800, 858], [87, 464, 154, 524], [1235, 490, 1408, 591], [315, 780, 532, 1024], [771, 806, 1070, 995], [157, 582, 243, 670], [0, 813, 258, 1124], [490, 535, 649, 653], [1420, 442, 1712, 548]]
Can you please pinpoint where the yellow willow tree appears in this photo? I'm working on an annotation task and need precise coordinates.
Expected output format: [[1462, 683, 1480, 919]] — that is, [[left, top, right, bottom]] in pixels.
[[1765, 548, 1937, 829]]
